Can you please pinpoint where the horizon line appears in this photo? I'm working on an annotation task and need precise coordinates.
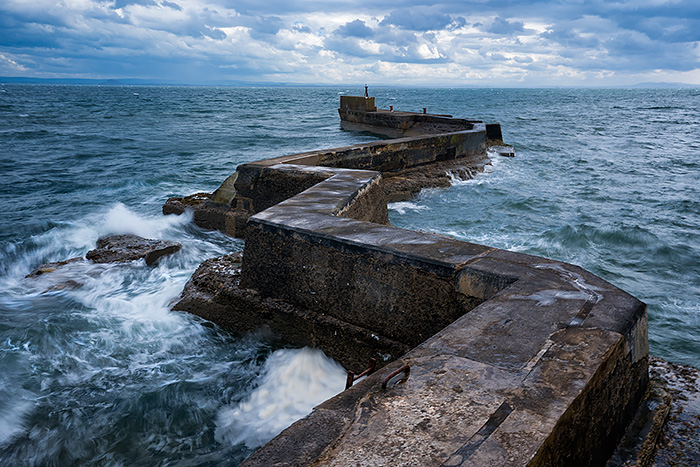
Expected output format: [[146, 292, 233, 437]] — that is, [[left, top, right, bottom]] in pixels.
[[1, 76, 699, 89]]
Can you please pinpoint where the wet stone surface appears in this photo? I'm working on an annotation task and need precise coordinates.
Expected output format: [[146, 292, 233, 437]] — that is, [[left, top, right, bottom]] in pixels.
[[86, 234, 181, 266], [649, 357, 700, 466], [162, 192, 211, 215], [25, 257, 84, 278]]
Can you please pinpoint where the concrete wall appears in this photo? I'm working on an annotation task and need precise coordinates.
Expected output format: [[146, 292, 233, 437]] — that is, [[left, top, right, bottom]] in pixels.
[[236, 160, 648, 466], [338, 108, 478, 138], [340, 95, 377, 112], [194, 122, 487, 237], [235, 128, 485, 210], [178, 101, 648, 465]]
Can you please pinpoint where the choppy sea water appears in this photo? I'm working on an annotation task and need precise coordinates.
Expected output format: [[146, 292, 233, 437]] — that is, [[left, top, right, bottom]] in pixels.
[[0, 84, 698, 465]]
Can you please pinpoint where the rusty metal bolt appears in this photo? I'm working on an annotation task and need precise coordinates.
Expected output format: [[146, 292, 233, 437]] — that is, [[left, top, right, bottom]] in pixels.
[[382, 364, 410, 390]]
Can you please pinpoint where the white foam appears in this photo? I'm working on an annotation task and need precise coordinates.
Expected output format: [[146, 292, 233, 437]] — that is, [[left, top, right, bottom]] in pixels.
[[0, 396, 32, 446], [215, 347, 347, 449], [99, 202, 191, 240], [388, 201, 429, 215]]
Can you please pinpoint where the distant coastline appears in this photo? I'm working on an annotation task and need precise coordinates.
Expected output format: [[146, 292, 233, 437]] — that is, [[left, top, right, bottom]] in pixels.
[[2, 76, 699, 89]]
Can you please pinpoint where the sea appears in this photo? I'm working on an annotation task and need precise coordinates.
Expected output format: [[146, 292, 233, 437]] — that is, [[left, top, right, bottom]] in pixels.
[[0, 84, 698, 465]]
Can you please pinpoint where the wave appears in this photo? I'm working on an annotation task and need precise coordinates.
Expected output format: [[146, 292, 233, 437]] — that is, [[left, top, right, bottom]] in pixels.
[[214, 347, 346, 450], [388, 201, 429, 215]]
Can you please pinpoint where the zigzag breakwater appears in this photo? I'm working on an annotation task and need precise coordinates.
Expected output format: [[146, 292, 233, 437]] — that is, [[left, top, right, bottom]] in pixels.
[[169, 96, 648, 466]]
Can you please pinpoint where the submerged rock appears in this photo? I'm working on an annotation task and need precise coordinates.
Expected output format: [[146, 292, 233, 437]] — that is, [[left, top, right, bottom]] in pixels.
[[86, 234, 181, 266], [163, 192, 211, 215], [25, 257, 84, 278]]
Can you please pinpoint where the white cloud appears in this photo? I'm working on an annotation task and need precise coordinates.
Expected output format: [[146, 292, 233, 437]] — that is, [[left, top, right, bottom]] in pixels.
[[0, 53, 28, 74], [0, 0, 698, 85]]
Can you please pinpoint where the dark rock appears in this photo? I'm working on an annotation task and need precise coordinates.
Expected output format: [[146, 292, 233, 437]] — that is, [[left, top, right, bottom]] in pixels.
[[491, 145, 515, 157], [26, 257, 84, 278], [163, 192, 211, 215], [86, 234, 181, 266], [648, 357, 700, 465], [177, 252, 243, 300], [44, 280, 83, 293], [381, 158, 485, 202]]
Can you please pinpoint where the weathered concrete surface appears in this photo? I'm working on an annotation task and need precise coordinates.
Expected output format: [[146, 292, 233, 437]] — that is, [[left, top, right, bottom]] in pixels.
[[170, 98, 648, 466], [492, 145, 516, 158], [339, 95, 377, 112], [607, 357, 700, 466], [606, 381, 672, 467], [177, 157, 648, 466], [86, 234, 181, 265], [338, 95, 477, 138], [241, 215, 647, 466], [173, 253, 410, 372]]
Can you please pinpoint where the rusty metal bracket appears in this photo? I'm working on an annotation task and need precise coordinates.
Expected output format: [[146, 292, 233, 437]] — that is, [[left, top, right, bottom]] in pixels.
[[345, 358, 377, 390], [381, 364, 410, 390]]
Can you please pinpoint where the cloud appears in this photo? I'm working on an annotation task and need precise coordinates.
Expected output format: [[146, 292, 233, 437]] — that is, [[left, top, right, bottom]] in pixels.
[[380, 7, 453, 31], [335, 19, 374, 38], [113, 0, 158, 8], [0, 0, 698, 86], [488, 17, 525, 35], [161, 1, 183, 11]]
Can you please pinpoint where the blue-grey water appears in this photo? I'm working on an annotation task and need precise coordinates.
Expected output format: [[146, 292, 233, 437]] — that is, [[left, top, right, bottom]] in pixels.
[[0, 84, 698, 465]]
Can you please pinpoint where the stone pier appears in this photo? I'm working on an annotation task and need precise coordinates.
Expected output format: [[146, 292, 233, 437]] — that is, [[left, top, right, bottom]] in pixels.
[[170, 97, 648, 466]]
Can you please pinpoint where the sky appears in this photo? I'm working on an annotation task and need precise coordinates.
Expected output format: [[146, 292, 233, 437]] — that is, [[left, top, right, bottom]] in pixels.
[[1, 0, 699, 86]]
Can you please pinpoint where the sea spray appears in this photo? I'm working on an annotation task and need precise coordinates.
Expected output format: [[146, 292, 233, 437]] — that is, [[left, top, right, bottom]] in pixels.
[[387, 201, 429, 215], [215, 347, 348, 449], [1, 200, 353, 463]]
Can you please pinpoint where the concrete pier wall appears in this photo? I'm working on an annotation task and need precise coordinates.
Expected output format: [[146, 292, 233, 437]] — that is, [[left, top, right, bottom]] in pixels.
[[194, 122, 487, 238], [173, 99, 649, 465], [235, 161, 648, 466]]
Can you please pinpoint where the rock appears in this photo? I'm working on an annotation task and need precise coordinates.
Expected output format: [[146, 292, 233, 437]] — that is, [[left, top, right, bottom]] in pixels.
[[381, 158, 485, 203], [208, 173, 238, 207], [163, 192, 211, 215], [175, 253, 244, 305], [609, 357, 700, 466], [86, 234, 181, 266], [43, 280, 83, 293], [491, 145, 515, 157], [25, 257, 84, 278], [648, 357, 700, 465]]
